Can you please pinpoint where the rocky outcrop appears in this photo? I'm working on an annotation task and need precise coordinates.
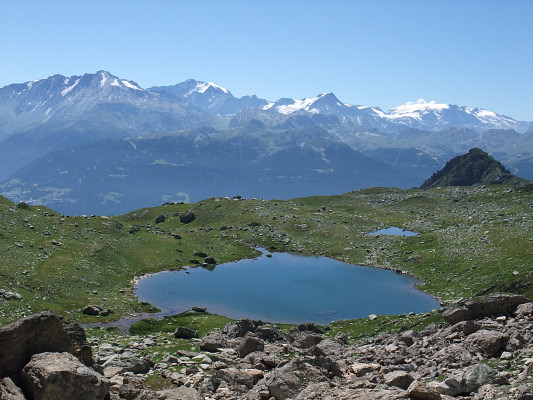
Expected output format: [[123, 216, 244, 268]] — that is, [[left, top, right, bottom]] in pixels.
[[2, 296, 533, 400], [0, 311, 72, 385], [22, 352, 110, 400], [443, 294, 529, 324]]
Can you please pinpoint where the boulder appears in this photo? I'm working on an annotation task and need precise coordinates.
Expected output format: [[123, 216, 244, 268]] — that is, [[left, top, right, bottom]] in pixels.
[[101, 351, 152, 375], [516, 383, 533, 400], [204, 256, 217, 265], [223, 318, 263, 338], [64, 323, 94, 367], [180, 210, 196, 224], [216, 367, 264, 389], [21, 352, 110, 400], [200, 332, 228, 352], [0, 377, 27, 400], [313, 338, 345, 357], [174, 326, 199, 339], [384, 370, 415, 390], [515, 302, 533, 317], [443, 294, 529, 324], [407, 380, 442, 400], [238, 334, 265, 357], [0, 311, 72, 385], [157, 386, 203, 400], [154, 214, 165, 224], [266, 369, 301, 400], [81, 305, 103, 316], [296, 322, 324, 333], [462, 363, 498, 393], [465, 330, 508, 357], [351, 362, 381, 377]]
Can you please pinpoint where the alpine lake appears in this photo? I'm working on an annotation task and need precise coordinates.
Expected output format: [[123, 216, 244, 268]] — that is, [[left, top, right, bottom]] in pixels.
[[135, 228, 441, 325]]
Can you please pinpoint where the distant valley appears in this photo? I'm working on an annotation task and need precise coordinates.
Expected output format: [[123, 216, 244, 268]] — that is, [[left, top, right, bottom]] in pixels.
[[1, 71, 532, 215]]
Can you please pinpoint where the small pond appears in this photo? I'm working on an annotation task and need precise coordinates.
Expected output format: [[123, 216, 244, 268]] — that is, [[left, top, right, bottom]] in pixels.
[[135, 251, 440, 324], [367, 226, 418, 236]]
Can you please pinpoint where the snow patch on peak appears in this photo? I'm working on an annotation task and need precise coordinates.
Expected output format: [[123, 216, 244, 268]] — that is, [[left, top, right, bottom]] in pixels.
[[195, 81, 229, 94], [121, 80, 142, 90], [276, 96, 320, 115], [99, 71, 108, 87], [61, 78, 81, 96], [386, 99, 450, 120]]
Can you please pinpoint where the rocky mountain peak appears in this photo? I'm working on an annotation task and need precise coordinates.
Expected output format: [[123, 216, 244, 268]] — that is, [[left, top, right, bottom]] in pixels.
[[420, 148, 527, 189]]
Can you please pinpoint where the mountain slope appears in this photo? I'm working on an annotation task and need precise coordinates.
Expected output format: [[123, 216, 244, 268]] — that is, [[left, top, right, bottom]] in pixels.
[[0, 127, 419, 215], [420, 148, 528, 189], [150, 79, 269, 115]]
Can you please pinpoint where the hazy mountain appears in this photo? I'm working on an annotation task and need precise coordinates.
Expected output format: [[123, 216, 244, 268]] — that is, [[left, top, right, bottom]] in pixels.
[[1, 71, 532, 214], [0, 127, 419, 215], [150, 79, 269, 116], [420, 148, 528, 189], [0, 71, 220, 180]]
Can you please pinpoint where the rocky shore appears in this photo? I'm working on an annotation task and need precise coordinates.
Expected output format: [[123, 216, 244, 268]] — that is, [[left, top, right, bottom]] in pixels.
[[1, 294, 533, 400]]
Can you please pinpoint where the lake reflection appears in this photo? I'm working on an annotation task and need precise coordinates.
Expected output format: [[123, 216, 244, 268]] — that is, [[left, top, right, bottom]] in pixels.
[[135, 251, 439, 324], [367, 227, 418, 236]]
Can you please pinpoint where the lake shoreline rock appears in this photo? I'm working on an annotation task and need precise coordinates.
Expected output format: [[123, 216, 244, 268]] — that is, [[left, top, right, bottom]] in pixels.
[[1, 295, 532, 399]]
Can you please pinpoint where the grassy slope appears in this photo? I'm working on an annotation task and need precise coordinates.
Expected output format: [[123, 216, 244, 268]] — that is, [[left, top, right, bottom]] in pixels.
[[0, 185, 531, 328]]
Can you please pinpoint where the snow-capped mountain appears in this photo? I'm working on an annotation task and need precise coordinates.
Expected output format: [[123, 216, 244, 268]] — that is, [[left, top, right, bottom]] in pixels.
[[374, 99, 527, 132], [150, 79, 268, 116], [0, 71, 217, 139]]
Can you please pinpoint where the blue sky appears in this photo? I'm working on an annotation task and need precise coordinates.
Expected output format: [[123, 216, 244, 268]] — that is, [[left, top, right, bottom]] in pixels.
[[1, 0, 532, 120]]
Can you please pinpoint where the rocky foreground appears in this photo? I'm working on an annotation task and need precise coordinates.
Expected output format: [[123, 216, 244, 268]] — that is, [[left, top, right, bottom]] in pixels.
[[1, 294, 533, 400]]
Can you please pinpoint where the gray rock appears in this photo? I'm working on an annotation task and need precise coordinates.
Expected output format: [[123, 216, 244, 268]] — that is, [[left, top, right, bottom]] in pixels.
[[238, 334, 265, 357], [157, 386, 203, 400], [384, 370, 415, 389], [465, 330, 508, 357], [290, 331, 324, 349], [217, 367, 264, 389], [515, 302, 533, 317], [443, 294, 529, 324], [102, 351, 152, 374], [516, 383, 533, 400], [462, 363, 498, 393], [313, 338, 345, 357], [154, 214, 165, 224], [180, 210, 196, 224], [81, 305, 103, 316], [0, 311, 72, 386], [0, 377, 27, 400], [22, 352, 110, 400], [200, 332, 228, 352], [174, 326, 199, 339], [408, 380, 442, 400], [266, 369, 301, 400]]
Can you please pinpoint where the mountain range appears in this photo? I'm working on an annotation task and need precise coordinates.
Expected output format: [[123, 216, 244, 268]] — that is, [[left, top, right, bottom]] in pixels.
[[1, 71, 532, 214]]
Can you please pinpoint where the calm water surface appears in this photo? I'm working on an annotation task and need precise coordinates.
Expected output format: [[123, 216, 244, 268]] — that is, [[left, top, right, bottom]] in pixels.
[[135, 251, 439, 324], [367, 227, 418, 236]]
